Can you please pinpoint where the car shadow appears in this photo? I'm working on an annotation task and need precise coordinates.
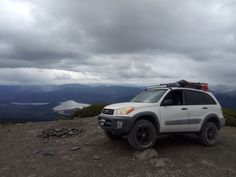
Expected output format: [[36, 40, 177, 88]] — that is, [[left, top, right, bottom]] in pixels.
[[104, 133, 202, 152], [154, 133, 201, 149]]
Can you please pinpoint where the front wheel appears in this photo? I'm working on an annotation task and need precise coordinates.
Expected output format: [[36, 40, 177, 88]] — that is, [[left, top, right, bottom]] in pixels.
[[128, 119, 157, 150], [199, 122, 218, 146]]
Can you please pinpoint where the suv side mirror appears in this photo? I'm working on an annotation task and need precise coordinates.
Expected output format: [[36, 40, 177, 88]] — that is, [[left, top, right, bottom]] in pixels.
[[162, 99, 173, 106]]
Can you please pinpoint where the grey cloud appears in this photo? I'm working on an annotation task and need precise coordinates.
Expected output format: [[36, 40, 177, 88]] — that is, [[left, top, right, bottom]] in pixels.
[[0, 0, 235, 86], [55, 0, 236, 54]]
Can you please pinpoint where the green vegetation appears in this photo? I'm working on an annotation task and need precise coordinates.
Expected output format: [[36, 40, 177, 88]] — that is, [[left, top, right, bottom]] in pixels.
[[223, 108, 236, 127], [73, 103, 107, 118]]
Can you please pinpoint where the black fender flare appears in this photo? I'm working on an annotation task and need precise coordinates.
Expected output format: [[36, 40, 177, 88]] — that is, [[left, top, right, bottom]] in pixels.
[[200, 113, 221, 131], [132, 111, 160, 133]]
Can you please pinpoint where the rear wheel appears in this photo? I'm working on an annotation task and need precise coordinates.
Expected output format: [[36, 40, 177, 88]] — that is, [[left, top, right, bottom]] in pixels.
[[128, 119, 157, 150], [199, 122, 218, 146]]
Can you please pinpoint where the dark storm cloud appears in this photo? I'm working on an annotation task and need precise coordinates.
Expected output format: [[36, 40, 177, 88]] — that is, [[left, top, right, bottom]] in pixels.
[[0, 0, 235, 86], [44, 0, 235, 55]]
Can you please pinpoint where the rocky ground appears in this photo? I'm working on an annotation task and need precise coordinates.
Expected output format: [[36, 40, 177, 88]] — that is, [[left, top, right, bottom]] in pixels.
[[0, 117, 236, 177]]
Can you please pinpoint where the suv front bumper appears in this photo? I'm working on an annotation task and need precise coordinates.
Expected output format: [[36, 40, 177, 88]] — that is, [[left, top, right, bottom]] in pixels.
[[98, 114, 134, 135]]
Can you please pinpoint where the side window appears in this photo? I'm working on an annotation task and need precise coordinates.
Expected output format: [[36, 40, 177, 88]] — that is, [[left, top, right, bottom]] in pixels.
[[161, 90, 183, 106], [202, 93, 217, 105], [184, 90, 216, 105]]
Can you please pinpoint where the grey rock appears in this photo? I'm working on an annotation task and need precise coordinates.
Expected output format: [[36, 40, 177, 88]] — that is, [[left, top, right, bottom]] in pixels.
[[26, 174, 37, 177], [33, 150, 41, 154], [68, 131, 75, 135], [201, 160, 215, 167], [93, 155, 101, 160], [85, 141, 96, 146], [133, 149, 159, 161], [70, 146, 80, 151], [127, 174, 139, 177], [43, 151, 55, 156], [54, 128, 61, 132], [38, 127, 79, 139], [150, 158, 168, 167], [185, 163, 194, 168], [226, 168, 236, 176], [15, 123, 24, 126]]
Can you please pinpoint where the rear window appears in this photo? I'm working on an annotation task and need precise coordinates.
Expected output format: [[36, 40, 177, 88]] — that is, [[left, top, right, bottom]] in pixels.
[[184, 90, 216, 105]]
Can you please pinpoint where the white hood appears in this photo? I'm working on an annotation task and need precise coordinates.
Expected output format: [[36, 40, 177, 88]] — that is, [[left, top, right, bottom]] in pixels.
[[104, 102, 153, 110]]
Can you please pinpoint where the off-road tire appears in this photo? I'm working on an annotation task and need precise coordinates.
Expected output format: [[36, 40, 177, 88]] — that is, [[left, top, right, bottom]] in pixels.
[[199, 122, 218, 146], [128, 119, 157, 150]]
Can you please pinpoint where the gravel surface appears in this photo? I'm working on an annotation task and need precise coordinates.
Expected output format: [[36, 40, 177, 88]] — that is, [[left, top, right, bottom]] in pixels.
[[0, 118, 235, 177]]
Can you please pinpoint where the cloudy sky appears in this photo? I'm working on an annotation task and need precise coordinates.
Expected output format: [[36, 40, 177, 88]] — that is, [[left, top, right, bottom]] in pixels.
[[0, 0, 235, 87]]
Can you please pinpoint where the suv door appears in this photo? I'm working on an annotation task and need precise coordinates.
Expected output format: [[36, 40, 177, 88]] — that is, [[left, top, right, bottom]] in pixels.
[[183, 90, 216, 131], [160, 90, 189, 132]]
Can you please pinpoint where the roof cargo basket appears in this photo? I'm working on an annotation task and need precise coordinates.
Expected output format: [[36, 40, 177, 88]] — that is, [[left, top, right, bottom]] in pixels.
[[145, 80, 208, 91]]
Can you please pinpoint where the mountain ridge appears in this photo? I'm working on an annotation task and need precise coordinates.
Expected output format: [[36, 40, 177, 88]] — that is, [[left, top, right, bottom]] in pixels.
[[0, 84, 235, 123]]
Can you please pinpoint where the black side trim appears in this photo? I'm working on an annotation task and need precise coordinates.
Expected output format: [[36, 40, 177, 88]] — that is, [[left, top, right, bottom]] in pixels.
[[189, 118, 202, 124], [165, 119, 188, 125], [165, 118, 202, 125]]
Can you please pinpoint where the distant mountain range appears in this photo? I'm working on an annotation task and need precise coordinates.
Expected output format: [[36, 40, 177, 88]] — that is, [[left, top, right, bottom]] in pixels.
[[0, 84, 142, 123], [213, 90, 236, 110], [0, 84, 143, 104], [0, 84, 235, 123]]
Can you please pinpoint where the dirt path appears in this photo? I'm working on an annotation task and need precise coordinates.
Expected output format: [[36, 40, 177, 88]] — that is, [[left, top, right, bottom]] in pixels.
[[0, 118, 236, 177]]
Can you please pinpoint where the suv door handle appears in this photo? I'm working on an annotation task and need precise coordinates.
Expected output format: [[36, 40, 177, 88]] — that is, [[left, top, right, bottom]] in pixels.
[[202, 107, 208, 109], [181, 108, 188, 110]]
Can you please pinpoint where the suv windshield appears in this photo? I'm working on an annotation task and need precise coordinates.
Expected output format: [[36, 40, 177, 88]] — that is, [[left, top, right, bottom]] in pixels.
[[131, 89, 167, 103]]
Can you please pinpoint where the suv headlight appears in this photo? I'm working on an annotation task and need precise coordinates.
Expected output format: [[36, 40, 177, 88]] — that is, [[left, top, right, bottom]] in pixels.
[[116, 106, 135, 115]]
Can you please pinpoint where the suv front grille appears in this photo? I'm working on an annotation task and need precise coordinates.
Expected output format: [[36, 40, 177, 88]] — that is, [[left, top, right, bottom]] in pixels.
[[102, 108, 114, 115]]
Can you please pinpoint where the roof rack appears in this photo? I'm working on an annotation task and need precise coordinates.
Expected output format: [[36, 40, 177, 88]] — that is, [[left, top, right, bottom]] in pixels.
[[145, 80, 209, 91]]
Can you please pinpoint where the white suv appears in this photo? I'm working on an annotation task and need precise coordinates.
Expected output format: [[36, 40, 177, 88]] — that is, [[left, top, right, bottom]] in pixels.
[[98, 80, 225, 150]]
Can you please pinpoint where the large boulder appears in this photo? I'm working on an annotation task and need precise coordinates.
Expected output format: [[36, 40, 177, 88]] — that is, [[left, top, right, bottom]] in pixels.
[[133, 148, 159, 161]]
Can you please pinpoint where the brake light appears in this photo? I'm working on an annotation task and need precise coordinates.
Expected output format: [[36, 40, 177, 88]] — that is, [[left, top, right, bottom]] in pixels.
[[200, 83, 208, 91]]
